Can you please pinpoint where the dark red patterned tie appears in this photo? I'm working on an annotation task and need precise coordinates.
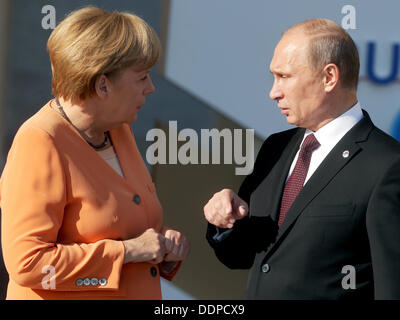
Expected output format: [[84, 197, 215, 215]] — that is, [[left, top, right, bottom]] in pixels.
[[278, 133, 320, 226]]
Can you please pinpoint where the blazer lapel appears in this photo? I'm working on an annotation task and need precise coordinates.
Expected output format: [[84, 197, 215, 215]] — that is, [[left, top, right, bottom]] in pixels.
[[108, 125, 154, 195], [109, 126, 141, 192], [268, 111, 374, 253], [250, 128, 305, 220]]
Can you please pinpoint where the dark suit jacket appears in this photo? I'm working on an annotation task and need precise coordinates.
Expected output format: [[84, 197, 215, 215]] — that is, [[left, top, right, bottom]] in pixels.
[[207, 111, 400, 299]]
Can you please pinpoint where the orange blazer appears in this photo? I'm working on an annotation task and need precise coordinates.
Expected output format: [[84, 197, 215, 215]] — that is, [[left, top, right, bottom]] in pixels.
[[0, 101, 179, 300]]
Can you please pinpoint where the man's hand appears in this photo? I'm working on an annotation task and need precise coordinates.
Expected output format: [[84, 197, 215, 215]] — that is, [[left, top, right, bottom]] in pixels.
[[203, 189, 249, 228]]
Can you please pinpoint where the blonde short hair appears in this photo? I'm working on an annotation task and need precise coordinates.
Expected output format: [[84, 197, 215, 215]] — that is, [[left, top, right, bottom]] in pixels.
[[47, 6, 161, 102], [284, 19, 360, 91]]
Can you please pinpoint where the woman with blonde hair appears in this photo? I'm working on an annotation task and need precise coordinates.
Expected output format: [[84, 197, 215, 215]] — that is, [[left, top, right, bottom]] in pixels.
[[0, 6, 190, 300]]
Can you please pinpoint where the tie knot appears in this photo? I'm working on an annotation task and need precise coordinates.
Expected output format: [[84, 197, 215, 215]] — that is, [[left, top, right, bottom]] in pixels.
[[301, 133, 320, 153]]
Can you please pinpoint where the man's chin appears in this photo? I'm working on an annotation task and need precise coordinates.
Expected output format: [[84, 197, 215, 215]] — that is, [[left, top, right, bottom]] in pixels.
[[285, 115, 295, 125], [286, 119, 302, 128]]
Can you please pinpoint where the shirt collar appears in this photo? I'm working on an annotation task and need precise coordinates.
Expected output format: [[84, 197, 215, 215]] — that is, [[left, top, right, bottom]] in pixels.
[[304, 101, 363, 147]]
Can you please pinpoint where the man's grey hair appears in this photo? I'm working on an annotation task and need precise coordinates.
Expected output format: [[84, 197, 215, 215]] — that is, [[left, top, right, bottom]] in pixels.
[[284, 19, 360, 91]]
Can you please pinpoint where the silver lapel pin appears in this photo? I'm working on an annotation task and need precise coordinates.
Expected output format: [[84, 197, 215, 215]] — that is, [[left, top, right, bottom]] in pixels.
[[342, 150, 350, 158]]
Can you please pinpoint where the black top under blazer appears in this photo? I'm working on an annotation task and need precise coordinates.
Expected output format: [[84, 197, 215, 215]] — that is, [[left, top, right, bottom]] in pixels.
[[207, 111, 400, 299]]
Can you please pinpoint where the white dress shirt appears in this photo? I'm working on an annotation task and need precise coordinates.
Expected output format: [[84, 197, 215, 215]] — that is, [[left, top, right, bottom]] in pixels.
[[287, 102, 364, 185]]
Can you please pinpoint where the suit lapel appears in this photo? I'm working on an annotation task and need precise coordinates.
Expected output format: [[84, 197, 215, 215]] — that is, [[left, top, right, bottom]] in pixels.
[[250, 128, 305, 220], [265, 111, 374, 255]]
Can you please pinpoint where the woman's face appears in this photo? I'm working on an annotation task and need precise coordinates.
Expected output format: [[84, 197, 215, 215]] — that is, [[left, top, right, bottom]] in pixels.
[[100, 65, 155, 127]]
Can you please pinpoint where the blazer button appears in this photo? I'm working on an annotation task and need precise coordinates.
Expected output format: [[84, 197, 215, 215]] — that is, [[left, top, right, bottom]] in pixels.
[[261, 263, 270, 273], [150, 266, 157, 277], [99, 278, 107, 286], [133, 194, 141, 205], [83, 277, 91, 286], [90, 278, 99, 286]]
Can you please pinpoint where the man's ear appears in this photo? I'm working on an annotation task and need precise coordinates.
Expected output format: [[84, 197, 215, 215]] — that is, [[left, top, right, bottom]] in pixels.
[[323, 63, 340, 93], [95, 74, 110, 99]]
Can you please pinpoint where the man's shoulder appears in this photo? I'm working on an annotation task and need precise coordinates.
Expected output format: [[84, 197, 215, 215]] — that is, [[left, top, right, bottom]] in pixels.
[[369, 126, 400, 148], [357, 110, 400, 155], [268, 127, 302, 140], [366, 126, 400, 162], [349, 114, 400, 169], [260, 127, 303, 151], [252, 127, 303, 168], [364, 125, 400, 154]]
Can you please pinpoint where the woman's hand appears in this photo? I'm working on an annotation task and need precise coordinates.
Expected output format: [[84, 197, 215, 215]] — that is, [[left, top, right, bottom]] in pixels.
[[122, 228, 167, 264], [122, 227, 190, 266], [161, 228, 191, 262]]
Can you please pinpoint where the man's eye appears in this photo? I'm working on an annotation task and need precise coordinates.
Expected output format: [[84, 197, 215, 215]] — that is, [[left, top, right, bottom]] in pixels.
[[141, 75, 148, 81]]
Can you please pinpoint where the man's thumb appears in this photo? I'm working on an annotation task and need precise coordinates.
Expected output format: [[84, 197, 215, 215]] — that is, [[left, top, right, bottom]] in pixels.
[[234, 198, 249, 219]]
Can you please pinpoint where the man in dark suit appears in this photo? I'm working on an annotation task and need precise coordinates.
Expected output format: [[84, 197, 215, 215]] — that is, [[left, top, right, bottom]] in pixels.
[[204, 18, 400, 299]]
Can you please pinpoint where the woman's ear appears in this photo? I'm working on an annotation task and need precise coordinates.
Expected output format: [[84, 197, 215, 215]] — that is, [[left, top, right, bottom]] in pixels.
[[323, 63, 340, 93], [95, 74, 110, 99]]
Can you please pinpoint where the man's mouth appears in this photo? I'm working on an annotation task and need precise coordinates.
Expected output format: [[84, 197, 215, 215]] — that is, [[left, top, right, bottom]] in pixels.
[[279, 107, 289, 115]]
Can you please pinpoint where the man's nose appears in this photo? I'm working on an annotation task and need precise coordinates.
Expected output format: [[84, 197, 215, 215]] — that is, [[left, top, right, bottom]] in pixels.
[[269, 81, 282, 100]]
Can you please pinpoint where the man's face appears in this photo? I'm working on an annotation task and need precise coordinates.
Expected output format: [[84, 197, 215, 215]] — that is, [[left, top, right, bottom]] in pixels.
[[269, 32, 326, 130]]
